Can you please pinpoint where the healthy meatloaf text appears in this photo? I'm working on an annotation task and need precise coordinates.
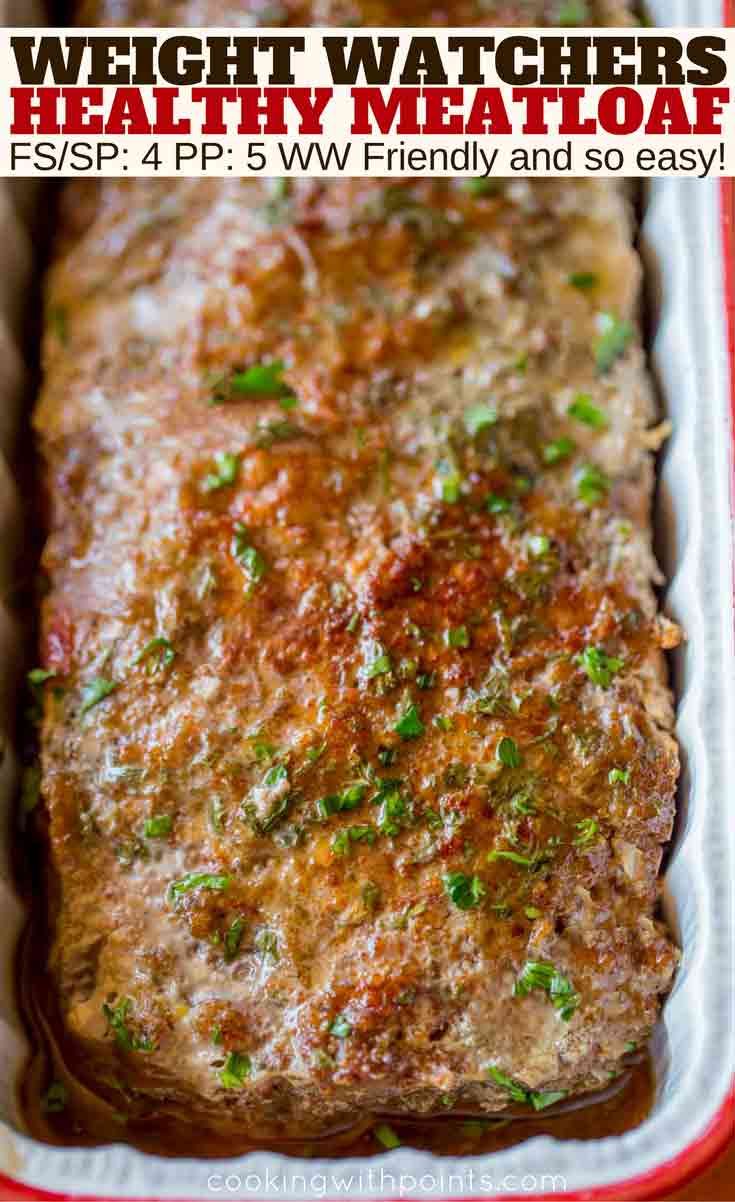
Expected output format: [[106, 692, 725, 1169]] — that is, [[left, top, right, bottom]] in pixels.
[[32, 0, 679, 1142]]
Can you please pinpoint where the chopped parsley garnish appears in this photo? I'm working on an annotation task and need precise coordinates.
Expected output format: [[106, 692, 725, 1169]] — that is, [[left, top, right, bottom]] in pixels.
[[576, 646, 624, 688], [568, 394, 608, 429], [595, 312, 633, 373], [328, 1014, 351, 1038], [575, 463, 610, 505], [374, 1123, 401, 1149], [394, 703, 424, 740], [574, 818, 600, 848], [102, 998, 153, 1052], [443, 871, 486, 910], [203, 451, 239, 492], [168, 871, 230, 902], [224, 916, 246, 962], [264, 763, 288, 788], [315, 782, 367, 820], [416, 671, 436, 690], [143, 815, 172, 838], [486, 1065, 528, 1103], [524, 906, 542, 920], [464, 403, 498, 437], [487, 849, 534, 869], [462, 178, 500, 198], [557, 0, 590, 25], [28, 667, 57, 691], [569, 271, 599, 291], [256, 929, 279, 961], [364, 649, 392, 679], [543, 436, 576, 465], [232, 524, 267, 584], [219, 1051, 251, 1089], [513, 961, 580, 1021], [41, 1081, 67, 1113], [609, 767, 630, 785], [445, 625, 470, 649], [331, 825, 376, 855], [433, 714, 453, 732], [230, 360, 292, 398], [528, 534, 551, 558], [134, 637, 175, 671], [487, 1065, 567, 1110], [376, 783, 407, 836], [487, 493, 512, 514], [80, 677, 116, 716], [496, 736, 522, 769], [436, 459, 462, 504]]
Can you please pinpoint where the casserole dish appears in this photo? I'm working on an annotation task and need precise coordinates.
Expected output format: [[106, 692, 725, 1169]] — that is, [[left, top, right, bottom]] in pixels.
[[0, 0, 733, 1196]]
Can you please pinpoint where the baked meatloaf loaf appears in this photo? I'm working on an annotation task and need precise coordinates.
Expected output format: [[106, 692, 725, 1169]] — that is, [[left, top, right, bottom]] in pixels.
[[32, 0, 679, 1144]]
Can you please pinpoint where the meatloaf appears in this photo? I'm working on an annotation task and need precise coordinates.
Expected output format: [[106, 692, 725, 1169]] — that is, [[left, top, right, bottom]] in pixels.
[[31, 0, 679, 1145]]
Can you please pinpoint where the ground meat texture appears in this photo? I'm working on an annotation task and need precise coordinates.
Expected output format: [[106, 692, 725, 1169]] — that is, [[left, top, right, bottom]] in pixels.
[[33, 0, 678, 1144]]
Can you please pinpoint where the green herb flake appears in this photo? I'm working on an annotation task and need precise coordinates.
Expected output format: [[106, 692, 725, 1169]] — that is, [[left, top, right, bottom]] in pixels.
[[464, 403, 498, 437], [524, 906, 542, 920], [433, 714, 453, 733], [486, 1065, 529, 1104], [80, 677, 117, 716], [374, 1123, 401, 1149], [487, 493, 512, 515], [315, 782, 367, 821], [530, 1089, 567, 1111], [569, 271, 599, 291], [328, 1014, 351, 1038], [230, 360, 292, 398], [143, 814, 172, 838], [609, 767, 630, 785], [568, 394, 608, 429], [576, 646, 624, 688], [443, 871, 486, 911], [102, 997, 153, 1053], [256, 929, 279, 961], [574, 818, 600, 849], [28, 667, 57, 691], [528, 534, 551, 558], [595, 312, 633, 374], [496, 736, 522, 769], [575, 463, 610, 506], [203, 451, 239, 493], [394, 703, 424, 740], [436, 459, 462, 504], [41, 1081, 67, 1114], [543, 436, 576, 465], [331, 825, 376, 856], [224, 915, 246, 962], [462, 178, 500, 198], [487, 849, 534, 869], [232, 523, 268, 584], [219, 1051, 252, 1089], [513, 960, 580, 1021], [168, 871, 231, 903], [445, 625, 470, 649], [365, 650, 392, 679], [134, 637, 175, 671]]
